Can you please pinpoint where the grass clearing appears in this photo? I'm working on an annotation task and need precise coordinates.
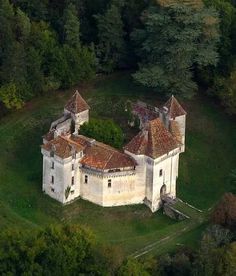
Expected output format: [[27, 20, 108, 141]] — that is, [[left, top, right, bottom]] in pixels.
[[0, 73, 235, 255]]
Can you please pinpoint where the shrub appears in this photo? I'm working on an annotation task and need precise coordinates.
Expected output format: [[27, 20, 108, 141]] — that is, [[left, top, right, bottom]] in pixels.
[[80, 118, 124, 148]]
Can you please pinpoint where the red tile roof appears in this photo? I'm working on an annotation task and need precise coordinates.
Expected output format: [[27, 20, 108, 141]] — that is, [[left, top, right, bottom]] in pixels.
[[71, 135, 136, 170], [41, 136, 84, 159], [65, 90, 90, 114], [169, 120, 182, 143], [124, 118, 180, 159], [43, 130, 55, 142], [42, 134, 136, 170], [163, 96, 187, 118]]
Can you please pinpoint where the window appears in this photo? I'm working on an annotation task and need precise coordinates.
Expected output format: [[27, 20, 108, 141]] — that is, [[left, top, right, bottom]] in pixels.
[[159, 169, 163, 177], [108, 179, 111, 188], [71, 190, 75, 195], [85, 175, 88, 184], [51, 188, 54, 192], [51, 161, 54, 169], [72, 164, 74, 171], [50, 151, 54, 157], [51, 175, 54, 184], [71, 176, 74, 185]]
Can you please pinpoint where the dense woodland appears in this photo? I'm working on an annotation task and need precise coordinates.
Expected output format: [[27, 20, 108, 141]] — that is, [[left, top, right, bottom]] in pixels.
[[0, 192, 235, 275], [0, 0, 236, 275], [0, 0, 236, 114]]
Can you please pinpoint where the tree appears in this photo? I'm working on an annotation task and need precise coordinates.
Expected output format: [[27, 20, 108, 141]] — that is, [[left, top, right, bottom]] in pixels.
[[117, 258, 150, 276], [95, 2, 126, 72], [223, 242, 236, 275], [80, 118, 124, 148], [15, 8, 31, 42], [0, 82, 24, 109], [211, 193, 236, 230], [204, 0, 236, 75], [229, 169, 236, 194], [63, 3, 81, 47], [0, 224, 116, 275], [212, 70, 236, 114], [132, 0, 220, 98]]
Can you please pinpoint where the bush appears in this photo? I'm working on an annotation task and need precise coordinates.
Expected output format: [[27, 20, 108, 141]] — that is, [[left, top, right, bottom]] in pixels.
[[80, 118, 124, 148]]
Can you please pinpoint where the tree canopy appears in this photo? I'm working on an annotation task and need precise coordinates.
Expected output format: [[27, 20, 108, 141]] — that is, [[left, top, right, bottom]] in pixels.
[[132, 0, 220, 98], [80, 118, 124, 148]]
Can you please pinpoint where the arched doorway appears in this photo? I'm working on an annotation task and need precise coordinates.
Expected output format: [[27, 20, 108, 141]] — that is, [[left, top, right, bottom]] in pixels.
[[160, 184, 167, 200]]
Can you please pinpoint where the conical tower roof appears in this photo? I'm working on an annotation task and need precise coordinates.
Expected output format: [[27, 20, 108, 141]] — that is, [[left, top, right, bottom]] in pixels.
[[65, 90, 90, 114], [163, 95, 187, 118]]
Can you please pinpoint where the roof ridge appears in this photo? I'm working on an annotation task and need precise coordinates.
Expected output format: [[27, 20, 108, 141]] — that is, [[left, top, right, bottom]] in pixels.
[[103, 151, 115, 170]]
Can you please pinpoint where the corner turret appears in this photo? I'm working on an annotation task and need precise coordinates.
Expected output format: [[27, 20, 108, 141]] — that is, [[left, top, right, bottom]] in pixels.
[[64, 90, 90, 134], [162, 95, 187, 151]]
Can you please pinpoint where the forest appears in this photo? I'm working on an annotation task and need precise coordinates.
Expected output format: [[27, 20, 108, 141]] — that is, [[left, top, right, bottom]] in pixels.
[[0, 0, 236, 275], [0, 0, 236, 114]]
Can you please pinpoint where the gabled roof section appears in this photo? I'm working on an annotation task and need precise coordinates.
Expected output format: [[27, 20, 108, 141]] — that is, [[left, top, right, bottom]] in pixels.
[[163, 95, 187, 118], [71, 135, 136, 170], [124, 118, 180, 159], [65, 90, 90, 114]]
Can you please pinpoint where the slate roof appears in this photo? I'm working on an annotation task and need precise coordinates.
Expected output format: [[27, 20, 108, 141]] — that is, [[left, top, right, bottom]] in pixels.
[[163, 95, 187, 118], [65, 90, 90, 114], [124, 118, 180, 159]]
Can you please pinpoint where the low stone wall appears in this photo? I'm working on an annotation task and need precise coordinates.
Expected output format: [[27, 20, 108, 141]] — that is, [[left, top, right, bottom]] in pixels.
[[163, 203, 189, 221]]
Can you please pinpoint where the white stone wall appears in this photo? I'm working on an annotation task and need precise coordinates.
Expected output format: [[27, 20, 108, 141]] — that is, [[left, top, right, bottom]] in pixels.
[[42, 145, 181, 212], [102, 172, 144, 206], [80, 170, 104, 205], [150, 149, 180, 211], [54, 118, 72, 137], [41, 149, 82, 204], [72, 110, 89, 134]]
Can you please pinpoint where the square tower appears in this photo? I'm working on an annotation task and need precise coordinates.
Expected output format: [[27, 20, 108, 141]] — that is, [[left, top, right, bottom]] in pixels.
[[64, 90, 90, 134]]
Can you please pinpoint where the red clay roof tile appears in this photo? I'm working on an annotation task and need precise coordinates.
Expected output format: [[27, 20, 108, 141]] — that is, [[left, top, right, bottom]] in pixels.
[[124, 118, 180, 159], [65, 90, 90, 114], [163, 95, 187, 118]]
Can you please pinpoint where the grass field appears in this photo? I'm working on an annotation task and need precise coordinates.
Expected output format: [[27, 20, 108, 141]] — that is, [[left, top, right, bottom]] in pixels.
[[0, 73, 235, 256]]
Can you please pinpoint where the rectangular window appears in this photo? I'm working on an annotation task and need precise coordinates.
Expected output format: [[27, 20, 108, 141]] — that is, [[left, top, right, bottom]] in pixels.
[[71, 190, 74, 195], [71, 176, 74, 185], [72, 164, 74, 171], [50, 151, 54, 157], [51, 161, 54, 169], [51, 175, 54, 184], [51, 188, 54, 192], [108, 179, 111, 188], [85, 175, 88, 184], [159, 169, 163, 177]]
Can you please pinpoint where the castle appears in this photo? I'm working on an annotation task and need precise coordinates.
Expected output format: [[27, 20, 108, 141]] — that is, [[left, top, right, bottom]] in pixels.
[[41, 91, 186, 212]]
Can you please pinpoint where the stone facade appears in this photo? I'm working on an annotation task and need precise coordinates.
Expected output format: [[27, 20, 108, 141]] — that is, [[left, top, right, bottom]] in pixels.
[[41, 91, 186, 212]]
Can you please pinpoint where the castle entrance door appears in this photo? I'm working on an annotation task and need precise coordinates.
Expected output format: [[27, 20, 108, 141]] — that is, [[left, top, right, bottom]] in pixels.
[[160, 184, 167, 200]]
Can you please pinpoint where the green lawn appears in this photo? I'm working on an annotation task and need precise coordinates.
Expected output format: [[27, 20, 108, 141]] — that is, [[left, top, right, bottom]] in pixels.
[[0, 73, 235, 255]]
